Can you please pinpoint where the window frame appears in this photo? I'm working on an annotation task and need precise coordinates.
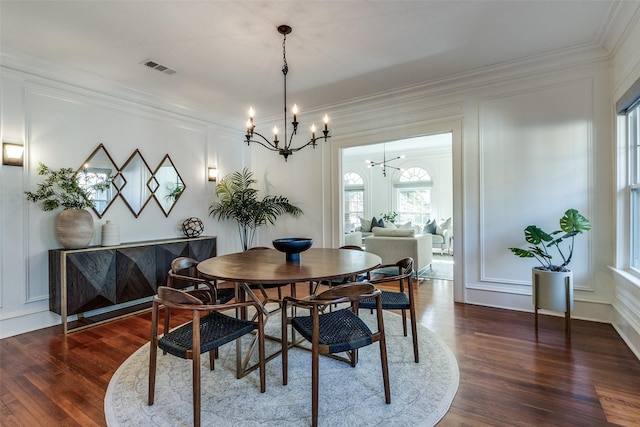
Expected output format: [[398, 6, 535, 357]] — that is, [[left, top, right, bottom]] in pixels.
[[343, 172, 365, 233], [628, 99, 640, 272], [394, 167, 433, 225], [617, 77, 640, 276]]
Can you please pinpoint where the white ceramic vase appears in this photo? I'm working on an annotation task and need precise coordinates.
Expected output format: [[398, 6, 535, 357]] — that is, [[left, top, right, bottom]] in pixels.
[[101, 220, 120, 246]]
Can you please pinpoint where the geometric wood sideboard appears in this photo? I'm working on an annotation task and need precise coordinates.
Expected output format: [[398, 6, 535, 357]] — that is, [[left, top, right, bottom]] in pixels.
[[49, 236, 216, 333]]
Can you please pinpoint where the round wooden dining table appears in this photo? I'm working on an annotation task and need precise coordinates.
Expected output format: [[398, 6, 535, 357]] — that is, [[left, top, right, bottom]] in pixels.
[[197, 247, 382, 285], [196, 247, 382, 377]]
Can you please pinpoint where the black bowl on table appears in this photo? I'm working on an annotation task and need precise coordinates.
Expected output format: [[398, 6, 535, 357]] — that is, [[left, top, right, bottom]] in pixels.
[[272, 238, 313, 263]]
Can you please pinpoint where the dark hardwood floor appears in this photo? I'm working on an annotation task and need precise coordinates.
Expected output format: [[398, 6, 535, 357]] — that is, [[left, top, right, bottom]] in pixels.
[[1, 276, 640, 426]]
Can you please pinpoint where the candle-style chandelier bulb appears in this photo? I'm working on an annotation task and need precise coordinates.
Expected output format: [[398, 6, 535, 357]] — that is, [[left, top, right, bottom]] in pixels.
[[243, 24, 331, 161]]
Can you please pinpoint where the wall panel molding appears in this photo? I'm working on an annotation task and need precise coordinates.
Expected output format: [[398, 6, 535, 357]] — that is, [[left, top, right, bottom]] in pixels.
[[477, 78, 594, 291]]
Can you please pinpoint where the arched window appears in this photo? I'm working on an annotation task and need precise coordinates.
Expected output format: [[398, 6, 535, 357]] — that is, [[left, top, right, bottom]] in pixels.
[[343, 172, 364, 232], [399, 167, 431, 183], [395, 167, 432, 225]]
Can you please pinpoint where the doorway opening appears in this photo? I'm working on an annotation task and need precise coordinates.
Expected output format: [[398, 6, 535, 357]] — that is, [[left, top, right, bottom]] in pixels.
[[341, 132, 453, 281]]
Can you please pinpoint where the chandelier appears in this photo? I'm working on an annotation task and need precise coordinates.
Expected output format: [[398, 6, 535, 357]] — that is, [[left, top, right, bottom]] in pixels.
[[245, 25, 330, 161], [366, 146, 405, 177]]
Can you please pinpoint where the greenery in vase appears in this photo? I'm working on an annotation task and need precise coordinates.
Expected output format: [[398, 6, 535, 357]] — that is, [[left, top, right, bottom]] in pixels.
[[380, 211, 398, 223], [25, 162, 112, 211], [209, 168, 303, 251], [509, 208, 591, 272]]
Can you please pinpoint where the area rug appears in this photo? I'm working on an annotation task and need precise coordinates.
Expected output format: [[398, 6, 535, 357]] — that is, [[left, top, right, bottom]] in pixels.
[[372, 254, 453, 281], [105, 310, 458, 427], [422, 254, 453, 280]]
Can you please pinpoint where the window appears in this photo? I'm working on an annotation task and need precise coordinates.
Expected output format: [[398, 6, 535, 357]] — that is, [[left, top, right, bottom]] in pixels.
[[629, 100, 640, 270], [343, 172, 364, 232], [395, 167, 432, 225]]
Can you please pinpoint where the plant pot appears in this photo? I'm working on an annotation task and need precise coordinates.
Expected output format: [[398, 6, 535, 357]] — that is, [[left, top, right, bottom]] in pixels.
[[532, 268, 573, 312], [56, 209, 94, 249]]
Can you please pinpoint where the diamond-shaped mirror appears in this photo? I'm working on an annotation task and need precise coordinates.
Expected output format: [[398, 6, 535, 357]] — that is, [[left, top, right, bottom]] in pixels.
[[119, 149, 153, 218], [152, 154, 185, 217], [75, 144, 119, 218]]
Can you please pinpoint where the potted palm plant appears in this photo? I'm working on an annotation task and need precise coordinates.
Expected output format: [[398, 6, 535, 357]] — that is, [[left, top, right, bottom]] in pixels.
[[509, 208, 591, 313], [209, 168, 303, 251], [25, 162, 112, 249]]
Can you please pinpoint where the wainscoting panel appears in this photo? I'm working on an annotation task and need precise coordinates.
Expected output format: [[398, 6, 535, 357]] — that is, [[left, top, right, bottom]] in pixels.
[[478, 79, 592, 289]]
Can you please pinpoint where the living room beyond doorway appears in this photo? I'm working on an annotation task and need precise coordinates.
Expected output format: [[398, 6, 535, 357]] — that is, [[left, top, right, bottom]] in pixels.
[[342, 132, 454, 282]]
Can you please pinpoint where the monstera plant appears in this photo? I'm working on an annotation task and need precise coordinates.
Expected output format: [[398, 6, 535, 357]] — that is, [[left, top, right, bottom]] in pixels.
[[509, 208, 592, 320], [509, 208, 591, 272], [209, 168, 303, 251]]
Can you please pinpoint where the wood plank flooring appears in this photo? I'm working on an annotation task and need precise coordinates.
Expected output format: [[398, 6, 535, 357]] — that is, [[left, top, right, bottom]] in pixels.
[[1, 276, 640, 426]]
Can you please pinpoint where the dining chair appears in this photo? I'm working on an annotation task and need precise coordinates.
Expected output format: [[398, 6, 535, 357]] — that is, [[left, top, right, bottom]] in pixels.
[[319, 245, 368, 290], [148, 286, 265, 427], [281, 283, 390, 427], [164, 257, 235, 338], [360, 257, 419, 363]]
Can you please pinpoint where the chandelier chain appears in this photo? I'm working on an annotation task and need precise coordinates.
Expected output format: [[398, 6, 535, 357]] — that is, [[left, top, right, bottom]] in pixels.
[[282, 33, 288, 75]]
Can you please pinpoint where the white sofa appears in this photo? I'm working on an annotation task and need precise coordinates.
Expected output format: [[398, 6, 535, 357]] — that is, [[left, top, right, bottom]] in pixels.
[[364, 228, 433, 276], [343, 231, 363, 246], [424, 217, 453, 254]]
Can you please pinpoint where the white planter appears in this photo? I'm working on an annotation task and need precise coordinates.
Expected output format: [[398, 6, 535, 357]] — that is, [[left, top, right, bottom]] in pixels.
[[532, 268, 573, 312]]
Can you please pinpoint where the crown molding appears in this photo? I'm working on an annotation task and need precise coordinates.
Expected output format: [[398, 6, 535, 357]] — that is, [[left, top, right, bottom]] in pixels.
[[0, 48, 238, 129]]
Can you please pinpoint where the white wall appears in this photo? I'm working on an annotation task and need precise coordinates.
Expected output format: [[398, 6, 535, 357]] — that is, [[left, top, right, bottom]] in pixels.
[[2, 12, 639, 361], [0, 68, 247, 337], [319, 58, 614, 323]]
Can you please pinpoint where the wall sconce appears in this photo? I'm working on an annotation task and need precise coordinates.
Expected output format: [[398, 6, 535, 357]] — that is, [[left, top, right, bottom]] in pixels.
[[208, 167, 217, 182], [3, 142, 24, 167]]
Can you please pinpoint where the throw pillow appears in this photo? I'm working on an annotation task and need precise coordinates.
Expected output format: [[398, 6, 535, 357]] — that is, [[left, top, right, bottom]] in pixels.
[[385, 222, 398, 229], [424, 219, 437, 234], [359, 217, 372, 233], [400, 221, 413, 229], [436, 217, 452, 236], [371, 216, 385, 229], [372, 227, 416, 237]]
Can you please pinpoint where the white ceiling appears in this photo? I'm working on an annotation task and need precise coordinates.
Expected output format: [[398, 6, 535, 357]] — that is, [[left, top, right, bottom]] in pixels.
[[0, 1, 623, 122]]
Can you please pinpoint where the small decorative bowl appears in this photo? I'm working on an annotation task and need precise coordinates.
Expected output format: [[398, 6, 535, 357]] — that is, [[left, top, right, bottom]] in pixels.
[[272, 238, 313, 263]]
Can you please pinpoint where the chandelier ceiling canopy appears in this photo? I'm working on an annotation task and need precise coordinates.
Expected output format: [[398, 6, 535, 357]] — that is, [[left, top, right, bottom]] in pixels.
[[245, 24, 330, 161]]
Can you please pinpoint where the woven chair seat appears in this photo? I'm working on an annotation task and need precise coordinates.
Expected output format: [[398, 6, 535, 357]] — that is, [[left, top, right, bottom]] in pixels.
[[216, 287, 236, 304], [159, 312, 256, 359], [360, 290, 410, 310], [291, 308, 374, 354]]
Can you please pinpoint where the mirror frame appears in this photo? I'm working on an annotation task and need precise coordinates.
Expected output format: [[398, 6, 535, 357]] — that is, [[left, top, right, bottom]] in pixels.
[[75, 144, 119, 218], [119, 149, 155, 218], [76, 145, 189, 218], [152, 154, 186, 217]]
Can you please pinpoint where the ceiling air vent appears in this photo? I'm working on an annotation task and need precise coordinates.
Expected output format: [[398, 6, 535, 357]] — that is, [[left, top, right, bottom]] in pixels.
[[140, 59, 177, 75]]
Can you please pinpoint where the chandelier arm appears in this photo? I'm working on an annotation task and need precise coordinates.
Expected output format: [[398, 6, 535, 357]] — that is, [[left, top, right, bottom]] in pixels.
[[288, 137, 324, 153], [289, 140, 315, 153], [247, 131, 280, 151], [248, 139, 281, 152], [249, 131, 278, 148]]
